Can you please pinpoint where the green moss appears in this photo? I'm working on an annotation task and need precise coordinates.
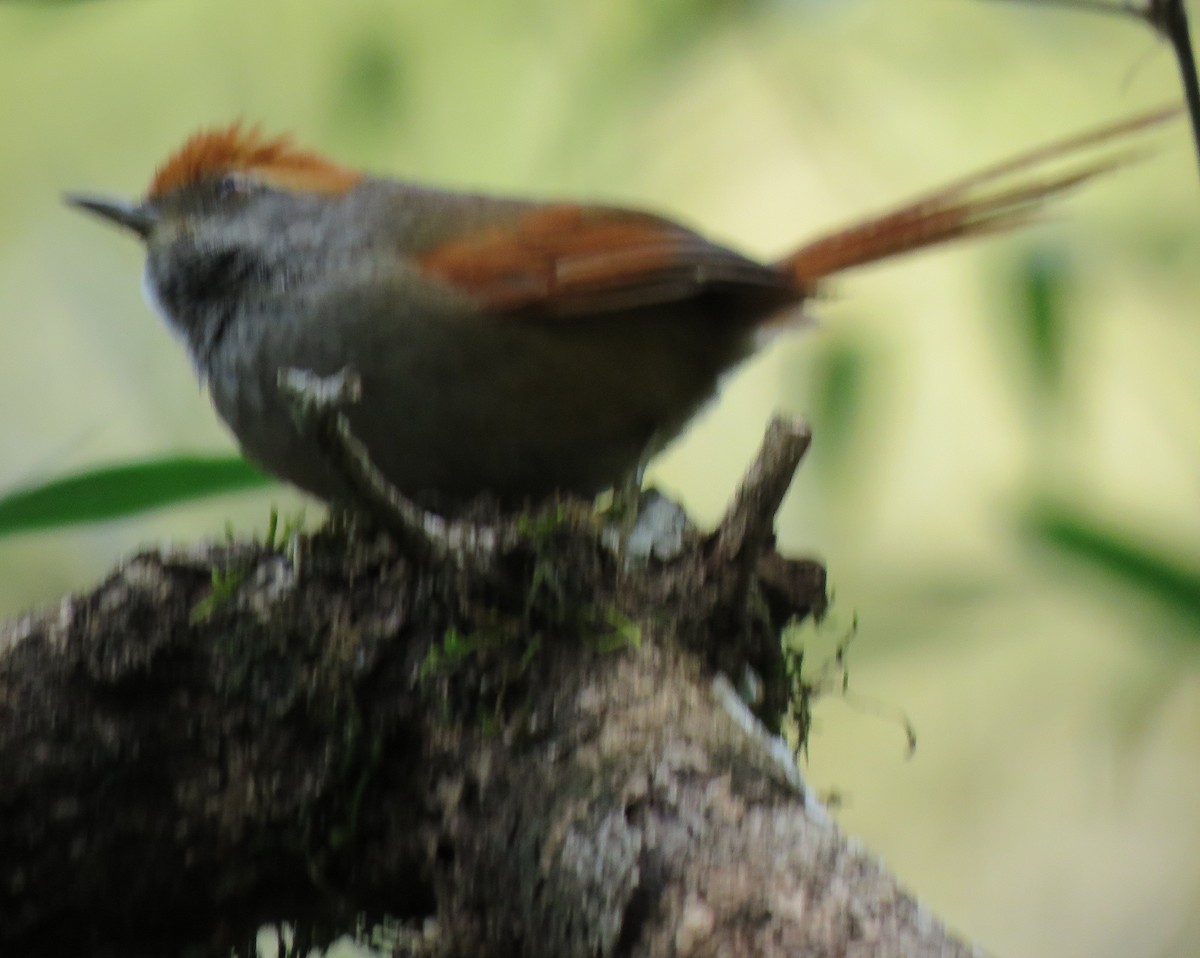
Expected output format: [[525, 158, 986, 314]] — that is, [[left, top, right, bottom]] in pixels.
[[419, 624, 527, 684], [584, 606, 641, 653], [189, 564, 248, 625], [782, 610, 872, 758], [515, 502, 570, 541]]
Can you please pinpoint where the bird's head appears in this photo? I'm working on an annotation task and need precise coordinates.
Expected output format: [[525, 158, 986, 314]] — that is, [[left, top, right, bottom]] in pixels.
[[66, 123, 362, 244]]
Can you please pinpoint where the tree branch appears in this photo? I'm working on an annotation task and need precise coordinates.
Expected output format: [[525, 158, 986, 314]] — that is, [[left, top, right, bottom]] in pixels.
[[0, 418, 975, 958]]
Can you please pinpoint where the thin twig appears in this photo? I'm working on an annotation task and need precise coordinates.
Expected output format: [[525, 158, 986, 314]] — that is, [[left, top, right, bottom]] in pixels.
[[712, 416, 812, 617], [985, 0, 1143, 18], [987, 0, 1200, 178], [1149, 0, 1200, 171]]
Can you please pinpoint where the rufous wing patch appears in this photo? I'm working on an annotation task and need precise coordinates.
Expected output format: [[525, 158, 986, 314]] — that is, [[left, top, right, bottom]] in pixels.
[[146, 123, 361, 200], [418, 204, 791, 315]]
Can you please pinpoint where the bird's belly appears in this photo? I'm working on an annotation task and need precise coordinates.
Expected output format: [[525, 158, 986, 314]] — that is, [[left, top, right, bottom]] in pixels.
[[206, 300, 752, 511]]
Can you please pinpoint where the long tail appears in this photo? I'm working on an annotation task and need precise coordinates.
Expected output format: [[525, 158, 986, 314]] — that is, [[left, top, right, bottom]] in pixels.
[[777, 105, 1179, 286]]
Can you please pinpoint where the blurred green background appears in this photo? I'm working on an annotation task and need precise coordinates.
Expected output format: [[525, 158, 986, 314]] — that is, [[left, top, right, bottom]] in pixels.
[[2, 0, 1198, 955]]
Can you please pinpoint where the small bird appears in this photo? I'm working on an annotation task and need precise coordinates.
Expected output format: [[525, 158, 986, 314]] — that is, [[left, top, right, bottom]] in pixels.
[[68, 109, 1172, 513]]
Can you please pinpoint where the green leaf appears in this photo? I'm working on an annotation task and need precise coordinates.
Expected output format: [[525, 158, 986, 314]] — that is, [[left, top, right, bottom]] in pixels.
[[0, 456, 273, 538], [1014, 248, 1070, 401], [807, 337, 866, 477], [1025, 502, 1200, 633]]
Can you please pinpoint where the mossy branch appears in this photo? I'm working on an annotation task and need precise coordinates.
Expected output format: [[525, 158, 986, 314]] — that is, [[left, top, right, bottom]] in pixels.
[[0, 418, 975, 958]]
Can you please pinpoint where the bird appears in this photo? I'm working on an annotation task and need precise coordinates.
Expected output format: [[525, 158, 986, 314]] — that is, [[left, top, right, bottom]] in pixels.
[[67, 107, 1174, 514]]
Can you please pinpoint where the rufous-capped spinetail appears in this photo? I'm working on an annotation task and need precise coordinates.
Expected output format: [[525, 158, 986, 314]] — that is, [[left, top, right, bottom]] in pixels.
[[68, 108, 1176, 512]]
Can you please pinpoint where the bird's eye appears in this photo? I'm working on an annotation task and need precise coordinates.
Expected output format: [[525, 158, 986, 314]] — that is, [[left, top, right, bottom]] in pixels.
[[215, 173, 253, 199]]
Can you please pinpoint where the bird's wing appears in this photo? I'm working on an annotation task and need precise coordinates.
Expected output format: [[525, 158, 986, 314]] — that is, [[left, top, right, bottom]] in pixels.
[[417, 203, 791, 317]]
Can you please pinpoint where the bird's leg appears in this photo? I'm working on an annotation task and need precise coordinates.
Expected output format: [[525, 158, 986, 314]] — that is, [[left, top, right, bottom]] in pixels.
[[278, 367, 503, 569]]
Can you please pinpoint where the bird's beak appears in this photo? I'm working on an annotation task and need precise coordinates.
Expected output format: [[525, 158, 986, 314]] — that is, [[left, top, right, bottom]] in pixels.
[[64, 193, 159, 240]]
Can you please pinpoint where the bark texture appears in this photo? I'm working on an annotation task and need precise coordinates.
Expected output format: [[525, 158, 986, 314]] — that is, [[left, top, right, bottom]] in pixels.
[[0, 421, 976, 958]]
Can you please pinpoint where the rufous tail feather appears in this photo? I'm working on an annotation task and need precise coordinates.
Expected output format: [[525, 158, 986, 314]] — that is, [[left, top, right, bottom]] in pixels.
[[778, 105, 1180, 288]]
